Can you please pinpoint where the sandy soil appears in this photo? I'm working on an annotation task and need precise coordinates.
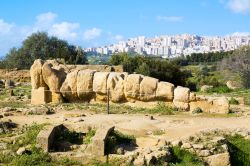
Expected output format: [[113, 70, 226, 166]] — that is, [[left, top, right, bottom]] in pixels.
[[3, 109, 250, 149]]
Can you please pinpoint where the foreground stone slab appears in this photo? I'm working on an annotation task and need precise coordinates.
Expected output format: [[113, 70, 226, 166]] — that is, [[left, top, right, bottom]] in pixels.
[[36, 124, 64, 152], [88, 126, 115, 156], [31, 87, 49, 105]]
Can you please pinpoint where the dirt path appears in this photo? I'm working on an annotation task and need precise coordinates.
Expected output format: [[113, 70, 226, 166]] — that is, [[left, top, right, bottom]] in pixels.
[[3, 111, 250, 142]]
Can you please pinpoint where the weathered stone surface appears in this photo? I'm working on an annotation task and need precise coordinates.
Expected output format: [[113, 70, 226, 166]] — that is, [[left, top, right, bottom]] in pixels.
[[173, 101, 190, 111], [204, 152, 230, 166], [92, 72, 110, 101], [88, 126, 115, 156], [212, 97, 229, 114], [156, 82, 174, 101], [124, 74, 143, 100], [30, 59, 45, 89], [16, 147, 26, 155], [226, 80, 240, 90], [107, 72, 125, 102], [60, 70, 79, 102], [36, 124, 63, 152], [5, 79, 15, 89], [139, 76, 158, 101], [200, 85, 213, 92], [173, 86, 190, 111], [77, 70, 95, 101], [181, 142, 192, 149], [31, 87, 50, 105], [190, 92, 196, 101], [190, 96, 229, 114], [42, 61, 66, 92], [174, 86, 190, 103]]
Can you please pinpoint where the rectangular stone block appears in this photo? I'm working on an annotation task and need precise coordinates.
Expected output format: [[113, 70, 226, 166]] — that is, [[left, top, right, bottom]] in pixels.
[[31, 87, 49, 105], [90, 126, 115, 156]]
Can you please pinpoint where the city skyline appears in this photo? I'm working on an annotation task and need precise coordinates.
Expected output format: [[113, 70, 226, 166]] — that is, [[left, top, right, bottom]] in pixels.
[[1, 0, 250, 56], [85, 33, 250, 57]]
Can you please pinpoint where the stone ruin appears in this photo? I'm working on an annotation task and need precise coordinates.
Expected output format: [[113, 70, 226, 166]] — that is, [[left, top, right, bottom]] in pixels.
[[30, 59, 229, 114]]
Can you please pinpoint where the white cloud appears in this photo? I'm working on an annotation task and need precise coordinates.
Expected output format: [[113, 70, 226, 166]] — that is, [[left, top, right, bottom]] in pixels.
[[49, 22, 80, 40], [83, 28, 102, 40], [157, 16, 183, 22], [231, 31, 250, 36], [36, 12, 57, 25], [113, 35, 124, 41], [0, 19, 14, 35], [225, 0, 250, 14]]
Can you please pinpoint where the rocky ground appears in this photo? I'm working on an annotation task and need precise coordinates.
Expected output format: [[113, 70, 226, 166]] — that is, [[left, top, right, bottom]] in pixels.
[[1, 82, 250, 165], [1, 102, 250, 165]]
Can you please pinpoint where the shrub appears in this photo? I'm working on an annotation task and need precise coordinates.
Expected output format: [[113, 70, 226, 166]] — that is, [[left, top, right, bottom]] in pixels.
[[229, 97, 239, 105], [226, 134, 250, 166], [206, 86, 232, 94], [192, 107, 203, 114], [152, 129, 165, 135], [84, 128, 96, 144], [170, 146, 203, 166]]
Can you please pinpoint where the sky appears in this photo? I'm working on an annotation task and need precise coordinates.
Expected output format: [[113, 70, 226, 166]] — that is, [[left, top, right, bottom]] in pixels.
[[0, 0, 250, 56]]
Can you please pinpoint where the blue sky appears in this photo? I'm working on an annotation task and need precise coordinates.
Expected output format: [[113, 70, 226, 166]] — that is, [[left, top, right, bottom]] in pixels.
[[0, 0, 250, 56]]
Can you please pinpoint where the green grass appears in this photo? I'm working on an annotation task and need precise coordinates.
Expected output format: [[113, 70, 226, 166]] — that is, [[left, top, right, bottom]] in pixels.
[[58, 102, 177, 115], [205, 86, 232, 94], [226, 134, 250, 166], [169, 146, 203, 166], [84, 128, 96, 144], [229, 97, 239, 105], [8, 123, 47, 151], [152, 129, 165, 135]]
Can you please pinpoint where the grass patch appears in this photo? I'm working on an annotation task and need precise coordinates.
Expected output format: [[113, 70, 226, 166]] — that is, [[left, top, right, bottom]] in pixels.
[[0, 147, 83, 166], [226, 134, 250, 166], [169, 146, 203, 166], [152, 129, 165, 135], [8, 123, 47, 151], [84, 128, 96, 144], [205, 86, 232, 94], [58, 102, 177, 115], [0, 101, 27, 108]]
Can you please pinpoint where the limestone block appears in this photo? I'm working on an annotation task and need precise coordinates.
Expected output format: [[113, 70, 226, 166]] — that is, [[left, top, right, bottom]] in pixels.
[[139, 76, 158, 101], [156, 82, 174, 101], [107, 72, 125, 102], [31, 87, 49, 105], [174, 86, 190, 103], [124, 74, 143, 100], [30, 59, 45, 89], [77, 70, 96, 101]]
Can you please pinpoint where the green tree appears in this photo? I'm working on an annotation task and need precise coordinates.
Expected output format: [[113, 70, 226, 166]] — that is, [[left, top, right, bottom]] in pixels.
[[220, 46, 250, 88], [135, 62, 150, 76], [0, 32, 87, 69]]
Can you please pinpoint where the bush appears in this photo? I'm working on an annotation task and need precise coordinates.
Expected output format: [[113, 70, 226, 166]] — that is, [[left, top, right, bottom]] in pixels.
[[109, 53, 190, 86], [206, 86, 232, 94], [229, 97, 239, 105], [84, 128, 96, 144], [170, 146, 203, 166], [226, 134, 250, 166], [192, 107, 203, 114], [147, 102, 177, 115]]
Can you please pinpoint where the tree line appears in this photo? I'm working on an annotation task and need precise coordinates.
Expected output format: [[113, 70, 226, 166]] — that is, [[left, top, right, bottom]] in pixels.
[[109, 53, 191, 86], [172, 51, 233, 66]]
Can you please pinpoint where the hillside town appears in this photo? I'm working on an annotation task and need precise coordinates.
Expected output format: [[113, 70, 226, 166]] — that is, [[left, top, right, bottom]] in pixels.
[[84, 34, 250, 57]]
